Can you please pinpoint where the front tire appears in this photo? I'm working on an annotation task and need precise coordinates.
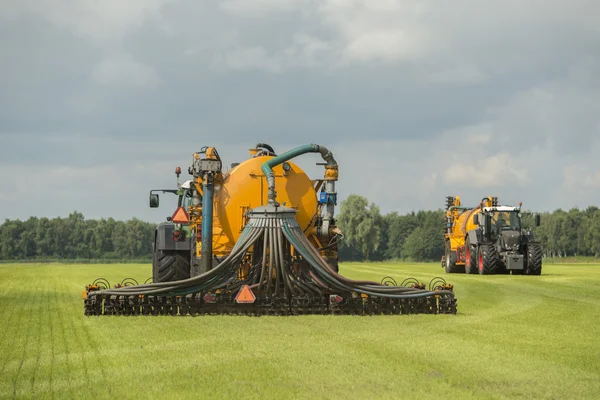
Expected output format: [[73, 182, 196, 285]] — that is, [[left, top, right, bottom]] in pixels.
[[525, 242, 543, 275], [465, 237, 477, 274], [478, 243, 499, 275]]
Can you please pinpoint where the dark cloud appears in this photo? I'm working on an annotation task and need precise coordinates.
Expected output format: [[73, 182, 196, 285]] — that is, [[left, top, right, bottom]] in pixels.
[[1, 0, 599, 221]]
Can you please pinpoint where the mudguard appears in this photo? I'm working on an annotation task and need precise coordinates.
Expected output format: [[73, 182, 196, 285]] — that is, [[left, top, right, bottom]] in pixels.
[[467, 229, 482, 246], [155, 223, 191, 251]]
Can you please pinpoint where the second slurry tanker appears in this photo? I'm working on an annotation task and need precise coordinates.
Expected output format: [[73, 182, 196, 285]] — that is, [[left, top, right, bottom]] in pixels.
[[443, 196, 542, 275]]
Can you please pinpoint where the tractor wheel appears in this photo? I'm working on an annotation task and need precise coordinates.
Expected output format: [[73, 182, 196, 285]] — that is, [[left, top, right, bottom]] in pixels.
[[525, 242, 543, 275], [477, 243, 499, 275], [153, 249, 191, 283], [444, 241, 458, 273], [465, 238, 478, 274]]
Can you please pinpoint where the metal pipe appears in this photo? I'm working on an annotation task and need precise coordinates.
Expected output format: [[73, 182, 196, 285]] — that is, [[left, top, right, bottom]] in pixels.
[[201, 173, 215, 272]]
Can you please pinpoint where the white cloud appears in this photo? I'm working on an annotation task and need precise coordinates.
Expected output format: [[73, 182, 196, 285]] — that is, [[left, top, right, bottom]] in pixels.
[[4, 0, 173, 47], [443, 153, 530, 188], [92, 53, 159, 86], [211, 34, 333, 72], [563, 166, 600, 189], [220, 0, 312, 16], [212, 46, 284, 73]]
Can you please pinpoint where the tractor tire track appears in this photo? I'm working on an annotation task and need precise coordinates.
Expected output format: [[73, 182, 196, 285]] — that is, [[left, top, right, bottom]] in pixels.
[[56, 283, 74, 399], [29, 283, 46, 397], [0, 280, 20, 379], [48, 286, 56, 399], [11, 278, 36, 399], [79, 312, 112, 396], [65, 290, 90, 390]]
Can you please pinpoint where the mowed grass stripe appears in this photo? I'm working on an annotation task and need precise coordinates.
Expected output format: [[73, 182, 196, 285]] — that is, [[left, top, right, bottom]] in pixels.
[[10, 271, 36, 398], [0, 262, 599, 399], [0, 269, 21, 379], [26, 274, 45, 397]]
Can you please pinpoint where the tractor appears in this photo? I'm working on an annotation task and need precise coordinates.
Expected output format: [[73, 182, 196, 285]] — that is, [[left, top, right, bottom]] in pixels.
[[81, 143, 457, 316], [442, 196, 542, 275]]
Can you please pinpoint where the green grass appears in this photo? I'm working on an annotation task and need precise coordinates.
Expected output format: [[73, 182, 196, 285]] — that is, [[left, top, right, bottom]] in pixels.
[[0, 262, 599, 399]]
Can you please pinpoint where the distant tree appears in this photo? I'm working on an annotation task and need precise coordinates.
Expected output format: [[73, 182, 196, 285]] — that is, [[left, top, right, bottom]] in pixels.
[[337, 195, 382, 261], [2, 200, 600, 262], [0, 212, 157, 261], [385, 212, 418, 259]]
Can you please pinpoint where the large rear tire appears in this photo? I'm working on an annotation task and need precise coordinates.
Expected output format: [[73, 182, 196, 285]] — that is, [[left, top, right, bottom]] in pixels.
[[478, 243, 498, 275], [153, 249, 191, 283], [465, 237, 477, 274], [525, 242, 543, 275]]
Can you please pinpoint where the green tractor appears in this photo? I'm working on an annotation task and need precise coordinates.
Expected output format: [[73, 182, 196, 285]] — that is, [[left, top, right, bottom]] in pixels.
[[467, 203, 542, 275], [148, 169, 194, 283]]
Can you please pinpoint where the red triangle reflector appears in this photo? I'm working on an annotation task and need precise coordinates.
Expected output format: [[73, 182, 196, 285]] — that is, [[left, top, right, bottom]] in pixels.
[[235, 285, 256, 304], [171, 207, 189, 223]]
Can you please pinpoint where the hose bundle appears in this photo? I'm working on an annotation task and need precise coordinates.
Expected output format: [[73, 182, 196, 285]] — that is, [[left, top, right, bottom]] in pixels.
[[84, 206, 456, 316]]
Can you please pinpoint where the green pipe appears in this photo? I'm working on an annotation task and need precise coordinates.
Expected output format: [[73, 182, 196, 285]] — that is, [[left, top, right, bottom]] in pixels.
[[261, 144, 337, 206]]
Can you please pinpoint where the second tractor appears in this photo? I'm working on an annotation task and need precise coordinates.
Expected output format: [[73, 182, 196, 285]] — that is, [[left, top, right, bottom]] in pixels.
[[442, 196, 542, 275]]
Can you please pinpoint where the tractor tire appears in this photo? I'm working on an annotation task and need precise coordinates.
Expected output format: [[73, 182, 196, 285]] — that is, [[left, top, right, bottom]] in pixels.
[[477, 243, 499, 275], [525, 242, 543, 275], [153, 249, 191, 283], [465, 238, 478, 274], [444, 241, 459, 273]]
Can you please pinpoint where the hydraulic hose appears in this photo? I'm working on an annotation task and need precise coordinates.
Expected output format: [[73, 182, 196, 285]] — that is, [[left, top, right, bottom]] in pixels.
[[281, 221, 453, 299], [261, 144, 337, 205]]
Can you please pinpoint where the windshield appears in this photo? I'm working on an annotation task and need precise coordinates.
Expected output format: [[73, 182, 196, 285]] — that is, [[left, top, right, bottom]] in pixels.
[[490, 211, 521, 232], [178, 189, 193, 209], [181, 191, 193, 208]]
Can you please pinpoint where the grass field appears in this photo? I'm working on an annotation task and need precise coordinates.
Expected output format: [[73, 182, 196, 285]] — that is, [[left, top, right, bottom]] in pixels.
[[0, 262, 599, 399]]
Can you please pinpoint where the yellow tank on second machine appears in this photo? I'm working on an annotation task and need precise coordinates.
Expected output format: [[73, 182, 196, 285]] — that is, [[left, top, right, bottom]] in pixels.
[[443, 196, 497, 272]]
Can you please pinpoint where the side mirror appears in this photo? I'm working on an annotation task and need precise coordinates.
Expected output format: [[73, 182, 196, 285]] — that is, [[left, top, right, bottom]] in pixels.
[[473, 214, 479, 225], [149, 193, 159, 208], [535, 214, 541, 227]]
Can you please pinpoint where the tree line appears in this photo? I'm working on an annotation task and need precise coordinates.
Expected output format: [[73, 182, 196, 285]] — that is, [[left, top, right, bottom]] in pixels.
[[0, 212, 155, 261], [336, 194, 600, 262], [1, 196, 599, 261]]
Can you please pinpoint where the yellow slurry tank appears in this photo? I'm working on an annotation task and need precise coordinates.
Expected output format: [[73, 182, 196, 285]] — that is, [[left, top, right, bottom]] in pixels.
[[214, 155, 318, 255]]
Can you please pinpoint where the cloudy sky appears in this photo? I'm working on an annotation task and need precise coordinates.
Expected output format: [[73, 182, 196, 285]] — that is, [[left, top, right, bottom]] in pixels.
[[1, 0, 599, 223]]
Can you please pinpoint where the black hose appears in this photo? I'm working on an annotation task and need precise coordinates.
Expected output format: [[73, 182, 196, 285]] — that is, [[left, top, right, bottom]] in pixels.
[[255, 143, 276, 154]]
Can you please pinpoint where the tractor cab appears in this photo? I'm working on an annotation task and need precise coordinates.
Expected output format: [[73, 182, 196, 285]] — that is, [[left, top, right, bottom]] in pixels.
[[486, 207, 521, 235], [481, 206, 523, 255], [149, 180, 195, 217]]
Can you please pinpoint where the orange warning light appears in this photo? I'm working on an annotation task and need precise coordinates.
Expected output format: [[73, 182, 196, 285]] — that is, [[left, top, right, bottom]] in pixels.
[[171, 207, 190, 224], [235, 285, 256, 304]]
